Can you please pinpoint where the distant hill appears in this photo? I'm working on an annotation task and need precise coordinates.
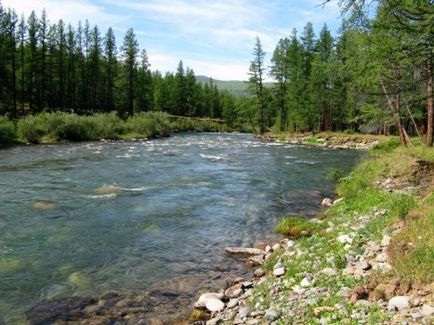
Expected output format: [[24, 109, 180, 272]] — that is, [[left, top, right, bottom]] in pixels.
[[196, 76, 251, 97], [197, 76, 275, 97]]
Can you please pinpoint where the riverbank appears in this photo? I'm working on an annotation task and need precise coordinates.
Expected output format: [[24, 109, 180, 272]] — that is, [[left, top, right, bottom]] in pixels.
[[0, 112, 235, 145], [190, 139, 434, 324], [258, 132, 392, 150]]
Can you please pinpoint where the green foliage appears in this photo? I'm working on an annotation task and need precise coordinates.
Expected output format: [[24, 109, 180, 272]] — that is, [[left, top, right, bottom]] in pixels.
[[0, 116, 17, 144], [125, 111, 172, 138], [17, 114, 51, 143], [371, 137, 401, 153], [275, 216, 321, 237]]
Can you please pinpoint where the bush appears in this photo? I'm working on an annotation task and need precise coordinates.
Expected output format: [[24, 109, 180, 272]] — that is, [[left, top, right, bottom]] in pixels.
[[0, 116, 17, 144], [125, 111, 172, 138], [17, 114, 50, 143]]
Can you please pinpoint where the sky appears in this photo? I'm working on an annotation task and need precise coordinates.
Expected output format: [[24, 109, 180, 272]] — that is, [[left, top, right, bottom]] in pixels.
[[3, 0, 344, 81]]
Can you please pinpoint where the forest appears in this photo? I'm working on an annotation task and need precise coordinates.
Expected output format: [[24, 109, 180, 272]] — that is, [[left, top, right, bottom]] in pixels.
[[0, 0, 432, 146]]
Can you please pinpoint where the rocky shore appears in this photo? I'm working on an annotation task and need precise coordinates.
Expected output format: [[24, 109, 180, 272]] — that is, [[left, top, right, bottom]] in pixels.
[[257, 132, 386, 150], [189, 142, 434, 325]]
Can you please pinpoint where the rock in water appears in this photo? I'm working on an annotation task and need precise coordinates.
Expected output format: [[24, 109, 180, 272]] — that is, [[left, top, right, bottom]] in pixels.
[[224, 247, 265, 256], [205, 298, 225, 312], [194, 292, 224, 309]]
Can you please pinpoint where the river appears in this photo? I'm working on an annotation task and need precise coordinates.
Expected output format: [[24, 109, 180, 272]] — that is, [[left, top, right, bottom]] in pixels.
[[0, 133, 361, 323]]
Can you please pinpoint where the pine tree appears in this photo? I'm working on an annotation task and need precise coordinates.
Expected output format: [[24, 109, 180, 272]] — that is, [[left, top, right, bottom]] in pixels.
[[249, 36, 266, 134], [104, 27, 116, 112], [121, 27, 139, 116]]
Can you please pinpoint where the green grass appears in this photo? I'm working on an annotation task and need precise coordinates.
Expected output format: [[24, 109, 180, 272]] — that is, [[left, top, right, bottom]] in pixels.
[[275, 216, 322, 238]]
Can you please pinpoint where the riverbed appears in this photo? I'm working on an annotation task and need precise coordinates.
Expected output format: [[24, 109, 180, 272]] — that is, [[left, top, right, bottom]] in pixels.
[[0, 133, 361, 323]]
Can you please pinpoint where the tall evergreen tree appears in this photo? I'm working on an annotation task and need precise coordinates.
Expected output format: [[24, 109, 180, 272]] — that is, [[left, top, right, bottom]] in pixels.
[[121, 27, 139, 116], [249, 36, 266, 134]]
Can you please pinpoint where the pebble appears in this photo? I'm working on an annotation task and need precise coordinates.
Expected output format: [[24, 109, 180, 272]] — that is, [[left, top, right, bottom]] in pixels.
[[300, 277, 311, 287], [265, 308, 280, 321], [336, 234, 353, 244], [381, 235, 392, 246], [238, 307, 252, 319], [273, 267, 285, 277], [388, 296, 410, 311], [321, 267, 338, 276], [205, 298, 225, 312], [337, 287, 351, 298], [286, 240, 295, 249], [421, 304, 434, 316], [321, 198, 333, 207], [194, 292, 224, 308], [254, 268, 265, 277], [272, 243, 281, 251], [227, 299, 239, 309]]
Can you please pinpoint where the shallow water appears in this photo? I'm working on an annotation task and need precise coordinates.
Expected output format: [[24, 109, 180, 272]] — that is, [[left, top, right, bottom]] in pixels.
[[0, 133, 361, 323]]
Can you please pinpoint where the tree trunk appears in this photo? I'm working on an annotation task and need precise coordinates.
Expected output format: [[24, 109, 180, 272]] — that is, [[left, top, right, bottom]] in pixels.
[[426, 57, 433, 146]]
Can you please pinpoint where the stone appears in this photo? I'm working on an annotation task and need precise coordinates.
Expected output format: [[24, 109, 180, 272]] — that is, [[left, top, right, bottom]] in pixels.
[[321, 267, 338, 277], [227, 299, 239, 309], [205, 298, 225, 312], [292, 285, 305, 295], [265, 245, 272, 253], [225, 284, 243, 299], [372, 262, 392, 272], [245, 255, 264, 267], [273, 261, 283, 269], [321, 198, 333, 207], [273, 267, 285, 277], [337, 234, 352, 244], [300, 277, 311, 287], [206, 318, 222, 325], [238, 307, 252, 319], [241, 281, 253, 289], [375, 253, 388, 263], [313, 306, 336, 316], [410, 312, 424, 321], [254, 268, 265, 277], [337, 287, 351, 298], [272, 243, 281, 251], [381, 235, 392, 247], [356, 260, 371, 271], [388, 296, 410, 311], [265, 308, 280, 321], [194, 292, 225, 308], [286, 240, 295, 249], [421, 304, 434, 316], [224, 247, 265, 256], [333, 198, 343, 205]]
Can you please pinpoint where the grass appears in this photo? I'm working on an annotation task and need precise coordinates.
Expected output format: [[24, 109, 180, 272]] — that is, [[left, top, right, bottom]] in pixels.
[[247, 140, 433, 323], [275, 216, 322, 238]]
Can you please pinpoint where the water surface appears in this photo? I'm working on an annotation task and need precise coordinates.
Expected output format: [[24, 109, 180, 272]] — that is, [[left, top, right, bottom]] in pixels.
[[0, 133, 361, 323]]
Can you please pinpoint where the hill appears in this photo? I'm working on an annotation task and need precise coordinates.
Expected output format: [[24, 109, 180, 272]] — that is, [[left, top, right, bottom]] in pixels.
[[196, 76, 252, 97]]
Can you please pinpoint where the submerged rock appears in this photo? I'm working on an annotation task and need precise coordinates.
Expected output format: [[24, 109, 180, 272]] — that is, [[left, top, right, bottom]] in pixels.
[[224, 247, 265, 256]]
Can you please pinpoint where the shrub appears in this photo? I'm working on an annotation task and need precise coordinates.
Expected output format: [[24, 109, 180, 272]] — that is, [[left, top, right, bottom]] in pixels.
[[125, 111, 172, 138], [17, 114, 49, 143], [0, 116, 17, 144]]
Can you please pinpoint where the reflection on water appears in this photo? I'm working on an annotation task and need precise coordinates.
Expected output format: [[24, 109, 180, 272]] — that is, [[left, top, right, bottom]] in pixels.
[[0, 133, 361, 323]]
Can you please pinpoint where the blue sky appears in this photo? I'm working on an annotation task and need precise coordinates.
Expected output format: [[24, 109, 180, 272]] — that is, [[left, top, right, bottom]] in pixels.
[[4, 0, 343, 80]]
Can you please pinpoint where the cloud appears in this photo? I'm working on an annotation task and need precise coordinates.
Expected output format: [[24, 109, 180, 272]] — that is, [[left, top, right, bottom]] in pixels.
[[147, 49, 250, 81], [1, 0, 123, 27]]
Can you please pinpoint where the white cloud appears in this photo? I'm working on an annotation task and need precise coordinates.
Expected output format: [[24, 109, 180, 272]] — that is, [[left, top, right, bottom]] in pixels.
[[147, 49, 250, 81], [2, 0, 123, 27]]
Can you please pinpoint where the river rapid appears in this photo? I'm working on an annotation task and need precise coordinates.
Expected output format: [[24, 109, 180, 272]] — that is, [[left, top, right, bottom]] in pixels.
[[0, 133, 361, 323]]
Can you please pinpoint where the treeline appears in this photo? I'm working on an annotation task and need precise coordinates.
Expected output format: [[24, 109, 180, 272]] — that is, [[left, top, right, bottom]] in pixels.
[[250, 1, 433, 146], [0, 2, 239, 123]]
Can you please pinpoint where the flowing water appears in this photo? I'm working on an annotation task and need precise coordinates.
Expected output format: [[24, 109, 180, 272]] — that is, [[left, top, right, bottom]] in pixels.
[[0, 133, 361, 323]]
